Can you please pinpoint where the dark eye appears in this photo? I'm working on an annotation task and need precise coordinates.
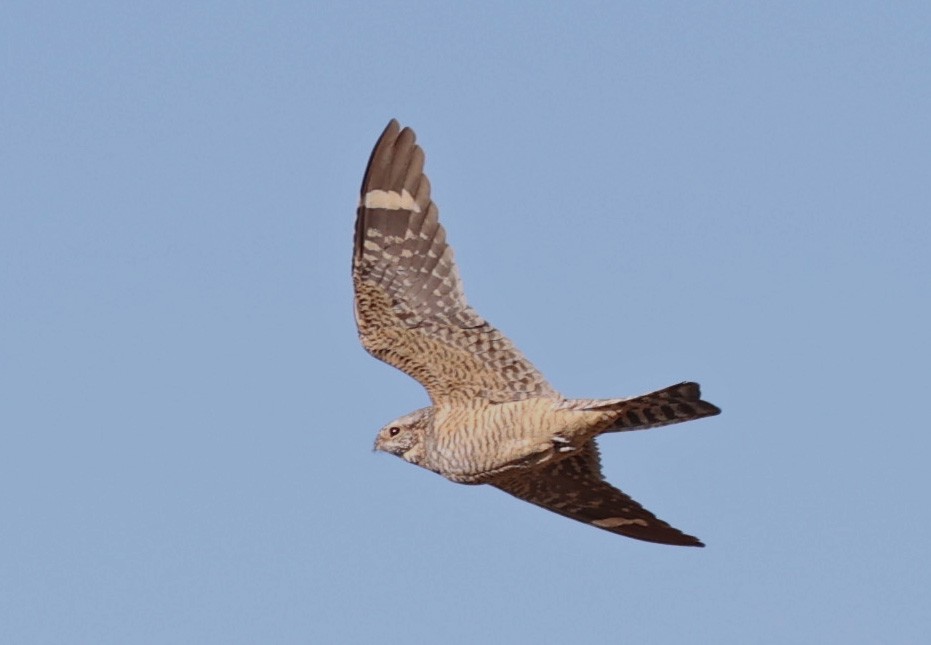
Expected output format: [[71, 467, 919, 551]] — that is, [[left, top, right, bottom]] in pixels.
[[388, 426, 401, 437]]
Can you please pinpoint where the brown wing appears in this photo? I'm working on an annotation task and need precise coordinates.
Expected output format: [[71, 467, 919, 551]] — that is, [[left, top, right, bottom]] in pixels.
[[493, 443, 704, 546], [353, 120, 557, 405]]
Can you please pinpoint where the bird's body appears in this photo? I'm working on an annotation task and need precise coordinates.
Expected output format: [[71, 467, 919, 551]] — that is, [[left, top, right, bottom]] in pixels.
[[424, 397, 581, 484], [391, 381, 715, 488], [354, 120, 720, 546]]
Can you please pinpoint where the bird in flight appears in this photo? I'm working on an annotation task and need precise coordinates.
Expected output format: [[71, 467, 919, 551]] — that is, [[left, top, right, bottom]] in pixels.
[[354, 120, 720, 546]]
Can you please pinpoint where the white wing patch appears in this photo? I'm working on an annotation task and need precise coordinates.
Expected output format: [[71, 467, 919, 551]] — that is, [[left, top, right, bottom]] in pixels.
[[363, 189, 421, 213], [592, 517, 650, 528]]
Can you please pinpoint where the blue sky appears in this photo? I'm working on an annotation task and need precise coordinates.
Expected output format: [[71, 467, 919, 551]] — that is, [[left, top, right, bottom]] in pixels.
[[2, 2, 930, 643]]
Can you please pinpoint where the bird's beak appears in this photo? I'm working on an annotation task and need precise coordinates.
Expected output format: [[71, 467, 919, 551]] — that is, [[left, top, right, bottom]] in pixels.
[[372, 436, 382, 453]]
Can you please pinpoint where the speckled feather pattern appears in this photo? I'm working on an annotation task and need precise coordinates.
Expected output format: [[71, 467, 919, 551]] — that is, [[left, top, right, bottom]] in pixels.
[[353, 120, 556, 404], [355, 120, 720, 547]]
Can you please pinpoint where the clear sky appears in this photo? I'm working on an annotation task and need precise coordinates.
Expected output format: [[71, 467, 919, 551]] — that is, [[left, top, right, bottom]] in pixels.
[[2, 2, 930, 643]]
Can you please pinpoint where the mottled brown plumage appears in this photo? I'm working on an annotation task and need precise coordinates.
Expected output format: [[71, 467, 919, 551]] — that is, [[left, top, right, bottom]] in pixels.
[[355, 120, 720, 546]]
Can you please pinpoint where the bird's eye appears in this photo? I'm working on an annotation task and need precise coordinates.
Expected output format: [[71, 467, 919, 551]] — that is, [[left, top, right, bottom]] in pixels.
[[388, 426, 401, 437]]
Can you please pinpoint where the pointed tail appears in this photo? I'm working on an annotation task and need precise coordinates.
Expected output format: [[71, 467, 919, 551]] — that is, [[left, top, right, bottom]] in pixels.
[[563, 382, 721, 433]]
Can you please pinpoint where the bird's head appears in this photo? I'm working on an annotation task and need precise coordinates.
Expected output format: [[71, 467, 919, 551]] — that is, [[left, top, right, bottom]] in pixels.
[[373, 407, 432, 464]]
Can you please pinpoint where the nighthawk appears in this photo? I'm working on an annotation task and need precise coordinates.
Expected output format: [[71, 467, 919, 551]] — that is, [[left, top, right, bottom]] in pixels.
[[354, 120, 719, 546]]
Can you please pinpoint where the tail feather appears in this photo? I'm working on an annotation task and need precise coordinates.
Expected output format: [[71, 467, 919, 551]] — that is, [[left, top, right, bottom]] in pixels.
[[561, 382, 720, 432]]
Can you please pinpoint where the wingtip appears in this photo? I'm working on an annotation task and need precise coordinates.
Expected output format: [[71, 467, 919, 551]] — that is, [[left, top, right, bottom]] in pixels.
[[360, 119, 404, 195], [657, 533, 704, 548], [651, 532, 705, 548], [381, 118, 417, 147]]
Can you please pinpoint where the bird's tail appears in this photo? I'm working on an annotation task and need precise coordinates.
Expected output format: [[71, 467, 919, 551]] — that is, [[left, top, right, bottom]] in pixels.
[[561, 382, 720, 433]]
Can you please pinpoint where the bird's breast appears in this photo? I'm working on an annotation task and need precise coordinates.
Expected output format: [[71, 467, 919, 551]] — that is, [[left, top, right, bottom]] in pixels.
[[424, 398, 564, 483]]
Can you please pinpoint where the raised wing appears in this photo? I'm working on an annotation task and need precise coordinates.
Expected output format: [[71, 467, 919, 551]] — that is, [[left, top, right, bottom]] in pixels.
[[353, 120, 557, 404], [493, 443, 704, 546]]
